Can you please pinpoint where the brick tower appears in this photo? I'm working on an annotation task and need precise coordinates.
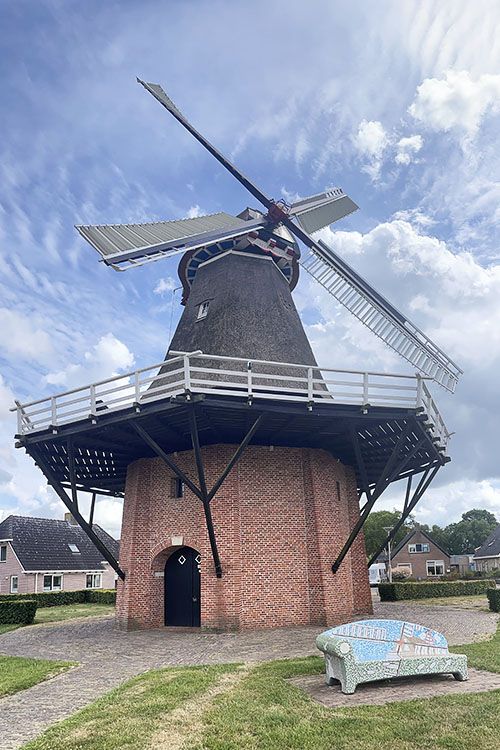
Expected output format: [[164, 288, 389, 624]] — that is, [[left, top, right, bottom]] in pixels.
[[116, 246, 373, 630]]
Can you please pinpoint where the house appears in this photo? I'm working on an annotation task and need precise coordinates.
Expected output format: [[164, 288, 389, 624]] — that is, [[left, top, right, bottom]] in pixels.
[[0, 514, 119, 595], [383, 528, 451, 580], [450, 554, 475, 575], [473, 524, 500, 574]]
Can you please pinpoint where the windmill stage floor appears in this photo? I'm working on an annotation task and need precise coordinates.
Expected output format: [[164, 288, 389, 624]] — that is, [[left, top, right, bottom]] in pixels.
[[290, 667, 500, 707], [0, 601, 497, 749]]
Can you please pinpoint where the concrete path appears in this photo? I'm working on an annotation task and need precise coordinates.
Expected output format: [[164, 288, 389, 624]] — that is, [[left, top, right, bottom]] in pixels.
[[0, 603, 497, 750]]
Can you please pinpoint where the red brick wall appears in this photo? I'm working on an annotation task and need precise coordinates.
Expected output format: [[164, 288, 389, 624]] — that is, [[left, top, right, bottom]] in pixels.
[[116, 445, 373, 630]]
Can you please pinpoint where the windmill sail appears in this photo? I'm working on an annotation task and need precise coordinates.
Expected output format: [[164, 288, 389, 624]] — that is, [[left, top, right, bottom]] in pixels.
[[289, 189, 359, 234], [76, 213, 264, 270], [134, 78, 463, 391], [299, 238, 462, 392]]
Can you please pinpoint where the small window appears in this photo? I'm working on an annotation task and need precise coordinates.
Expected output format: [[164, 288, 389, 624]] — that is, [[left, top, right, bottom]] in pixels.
[[170, 477, 184, 499], [86, 573, 102, 589], [10, 576, 18, 594], [409, 543, 430, 554], [68, 544, 80, 553], [43, 574, 63, 591], [196, 300, 210, 320], [426, 560, 445, 577], [0, 545, 6, 563]]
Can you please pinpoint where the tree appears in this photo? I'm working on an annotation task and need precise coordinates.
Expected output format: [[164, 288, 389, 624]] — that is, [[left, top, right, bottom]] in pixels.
[[363, 510, 414, 559], [419, 523, 449, 552], [444, 509, 498, 555]]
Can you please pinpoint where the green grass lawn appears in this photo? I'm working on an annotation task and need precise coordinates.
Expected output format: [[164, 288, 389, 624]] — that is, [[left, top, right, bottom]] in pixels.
[[0, 655, 74, 698], [34, 603, 115, 624], [22, 625, 500, 750], [0, 603, 115, 637]]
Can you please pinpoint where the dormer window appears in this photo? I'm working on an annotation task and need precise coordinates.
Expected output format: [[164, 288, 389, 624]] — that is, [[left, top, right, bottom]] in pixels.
[[68, 543, 80, 553], [197, 300, 210, 320]]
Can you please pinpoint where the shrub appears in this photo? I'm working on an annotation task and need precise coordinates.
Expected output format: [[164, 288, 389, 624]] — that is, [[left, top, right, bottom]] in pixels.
[[84, 589, 116, 604], [378, 579, 495, 601], [487, 588, 500, 613], [0, 599, 37, 624], [0, 590, 86, 608], [0, 589, 116, 608]]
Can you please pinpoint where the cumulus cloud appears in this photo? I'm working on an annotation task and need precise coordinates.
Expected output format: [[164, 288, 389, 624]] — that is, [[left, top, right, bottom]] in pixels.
[[409, 70, 500, 137], [353, 120, 389, 179], [395, 134, 423, 165], [45, 333, 135, 389]]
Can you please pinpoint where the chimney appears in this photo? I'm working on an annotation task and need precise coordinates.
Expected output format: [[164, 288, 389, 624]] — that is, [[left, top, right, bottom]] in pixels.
[[64, 512, 78, 525]]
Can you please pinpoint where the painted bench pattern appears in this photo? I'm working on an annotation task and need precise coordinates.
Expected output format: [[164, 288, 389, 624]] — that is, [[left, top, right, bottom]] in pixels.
[[316, 619, 468, 694]]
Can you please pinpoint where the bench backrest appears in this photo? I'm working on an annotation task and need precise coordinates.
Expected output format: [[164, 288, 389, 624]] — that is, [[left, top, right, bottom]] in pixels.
[[321, 619, 449, 662]]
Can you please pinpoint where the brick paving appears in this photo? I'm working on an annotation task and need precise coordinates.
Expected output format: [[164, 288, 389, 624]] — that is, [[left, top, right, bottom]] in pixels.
[[291, 667, 500, 707], [0, 602, 497, 750]]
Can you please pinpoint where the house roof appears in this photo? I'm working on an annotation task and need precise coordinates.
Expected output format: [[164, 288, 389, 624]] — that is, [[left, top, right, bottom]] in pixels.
[[391, 527, 450, 559], [0, 515, 119, 572], [474, 524, 500, 559]]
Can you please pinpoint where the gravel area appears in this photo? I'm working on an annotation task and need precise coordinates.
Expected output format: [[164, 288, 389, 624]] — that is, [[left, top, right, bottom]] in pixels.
[[0, 601, 497, 750]]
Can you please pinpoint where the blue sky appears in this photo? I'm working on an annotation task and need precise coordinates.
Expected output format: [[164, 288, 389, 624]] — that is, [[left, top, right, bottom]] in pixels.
[[1, 0, 499, 536]]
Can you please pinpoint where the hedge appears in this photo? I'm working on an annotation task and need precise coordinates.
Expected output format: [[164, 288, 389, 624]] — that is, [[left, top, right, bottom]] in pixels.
[[84, 589, 116, 604], [0, 589, 115, 608], [0, 599, 37, 624], [378, 579, 495, 601], [487, 588, 500, 613]]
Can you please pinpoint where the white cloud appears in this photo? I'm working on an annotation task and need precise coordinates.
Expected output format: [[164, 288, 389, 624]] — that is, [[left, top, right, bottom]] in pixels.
[[154, 277, 177, 295], [353, 120, 389, 180], [186, 205, 202, 218], [354, 119, 388, 158], [0, 308, 53, 363], [45, 333, 135, 389], [409, 70, 500, 137], [395, 134, 423, 165]]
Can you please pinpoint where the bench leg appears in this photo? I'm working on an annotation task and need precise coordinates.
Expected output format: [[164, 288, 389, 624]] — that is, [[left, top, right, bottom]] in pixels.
[[453, 670, 468, 682]]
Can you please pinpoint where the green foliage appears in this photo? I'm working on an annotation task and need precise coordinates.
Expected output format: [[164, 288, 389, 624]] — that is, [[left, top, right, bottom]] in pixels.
[[379, 579, 495, 601], [363, 509, 414, 558], [0, 589, 115, 608], [487, 589, 500, 612], [0, 599, 37, 624], [84, 589, 116, 604], [444, 509, 498, 555]]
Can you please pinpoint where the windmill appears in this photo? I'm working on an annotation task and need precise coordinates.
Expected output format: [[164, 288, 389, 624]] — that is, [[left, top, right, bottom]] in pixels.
[[77, 79, 462, 393], [13, 80, 458, 630]]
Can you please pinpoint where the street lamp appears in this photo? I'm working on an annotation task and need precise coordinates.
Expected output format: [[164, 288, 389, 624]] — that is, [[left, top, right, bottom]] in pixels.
[[383, 526, 394, 583]]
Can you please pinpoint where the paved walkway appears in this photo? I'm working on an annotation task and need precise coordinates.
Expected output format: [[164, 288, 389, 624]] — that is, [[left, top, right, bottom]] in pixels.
[[0, 603, 497, 749]]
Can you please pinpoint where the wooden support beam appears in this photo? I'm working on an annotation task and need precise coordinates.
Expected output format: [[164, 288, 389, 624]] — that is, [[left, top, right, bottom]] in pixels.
[[332, 421, 416, 574], [206, 414, 264, 503], [131, 422, 202, 500], [89, 492, 96, 528], [31, 447, 125, 580], [188, 407, 222, 578], [368, 465, 441, 566]]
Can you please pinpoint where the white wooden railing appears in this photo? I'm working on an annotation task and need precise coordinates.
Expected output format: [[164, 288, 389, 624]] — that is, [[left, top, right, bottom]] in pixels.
[[11, 350, 451, 449]]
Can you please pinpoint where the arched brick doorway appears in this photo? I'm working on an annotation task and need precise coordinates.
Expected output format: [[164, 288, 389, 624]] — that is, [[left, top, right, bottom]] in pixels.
[[164, 546, 201, 626]]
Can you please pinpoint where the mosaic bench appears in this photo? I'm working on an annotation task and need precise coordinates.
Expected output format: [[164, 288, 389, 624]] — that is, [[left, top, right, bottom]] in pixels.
[[316, 619, 468, 694]]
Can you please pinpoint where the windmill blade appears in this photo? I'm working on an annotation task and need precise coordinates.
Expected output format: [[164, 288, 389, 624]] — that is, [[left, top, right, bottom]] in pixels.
[[138, 79, 274, 212], [296, 236, 463, 392], [289, 188, 359, 233], [76, 213, 264, 270]]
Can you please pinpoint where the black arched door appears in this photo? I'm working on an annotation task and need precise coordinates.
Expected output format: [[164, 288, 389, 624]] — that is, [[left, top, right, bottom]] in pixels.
[[164, 547, 201, 626]]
